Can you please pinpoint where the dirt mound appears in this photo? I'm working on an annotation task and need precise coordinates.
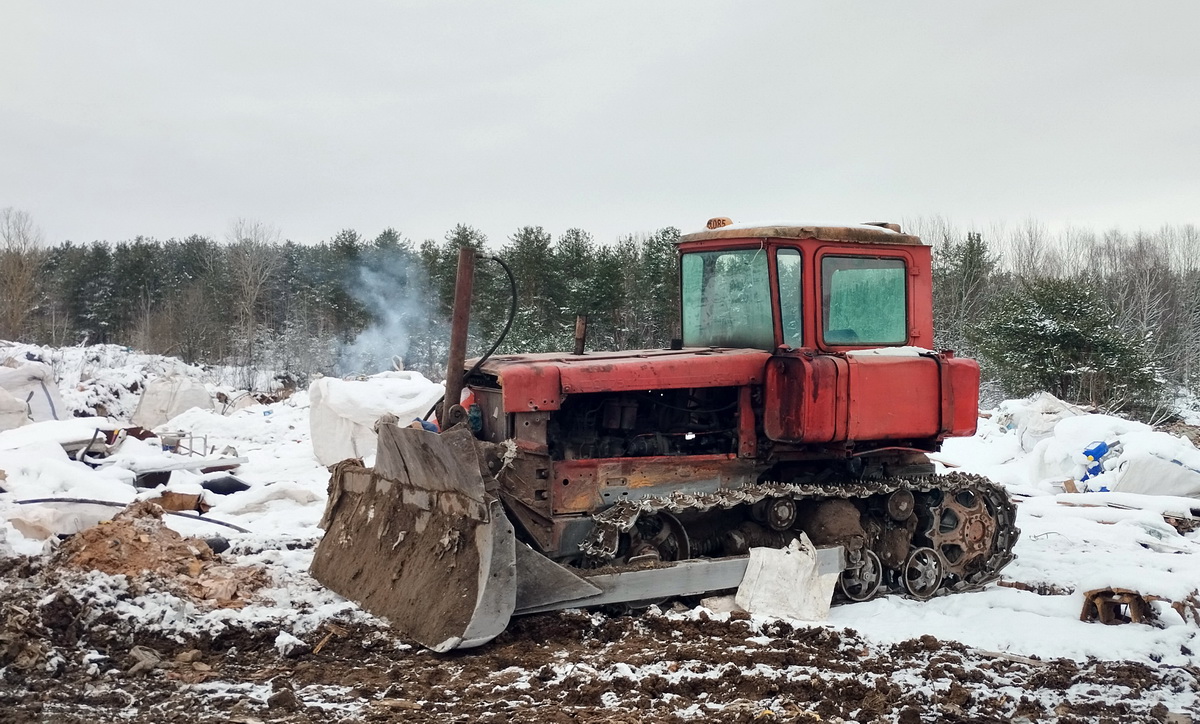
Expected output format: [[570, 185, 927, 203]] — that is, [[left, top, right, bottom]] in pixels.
[[54, 500, 263, 607]]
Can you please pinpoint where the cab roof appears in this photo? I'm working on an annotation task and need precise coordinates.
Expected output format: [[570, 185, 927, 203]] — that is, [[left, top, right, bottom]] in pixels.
[[678, 221, 925, 246]]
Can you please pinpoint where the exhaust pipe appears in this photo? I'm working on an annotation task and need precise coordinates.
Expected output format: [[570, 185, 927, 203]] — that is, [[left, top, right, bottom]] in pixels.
[[573, 314, 588, 355], [441, 247, 475, 428]]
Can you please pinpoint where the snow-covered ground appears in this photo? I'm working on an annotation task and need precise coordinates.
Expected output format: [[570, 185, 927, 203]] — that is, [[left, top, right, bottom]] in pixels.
[[832, 409, 1200, 667], [1, 343, 1198, 720]]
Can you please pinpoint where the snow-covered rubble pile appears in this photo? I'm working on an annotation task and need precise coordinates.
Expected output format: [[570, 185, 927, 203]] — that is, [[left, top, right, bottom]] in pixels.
[[309, 372, 444, 466], [0, 341, 309, 423], [1, 342, 219, 420]]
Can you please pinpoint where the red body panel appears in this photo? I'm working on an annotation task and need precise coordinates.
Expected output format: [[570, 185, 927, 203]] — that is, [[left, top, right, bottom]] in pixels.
[[845, 355, 942, 440], [471, 228, 978, 466], [458, 225, 986, 558], [947, 355, 982, 437], [477, 348, 770, 412], [551, 454, 754, 514]]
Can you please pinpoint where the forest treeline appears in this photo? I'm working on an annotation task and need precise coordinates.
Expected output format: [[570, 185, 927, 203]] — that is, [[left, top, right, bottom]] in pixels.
[[2, 207, 1199, 420], [0, 211, 680, 390]]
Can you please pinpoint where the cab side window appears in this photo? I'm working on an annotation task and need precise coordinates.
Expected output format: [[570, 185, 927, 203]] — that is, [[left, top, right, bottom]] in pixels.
[[821, 256, 907, 346], [776, 248, 802, 348]]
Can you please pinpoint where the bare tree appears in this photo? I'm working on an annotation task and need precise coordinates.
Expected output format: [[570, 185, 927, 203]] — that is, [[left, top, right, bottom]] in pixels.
[[1164, 223, 1200, 274], [224, 219, 283, 386], [1056, 225, 1096, 281], [902, 215, 960, 248], [0, 208, 46, 341], [1005, 218, 1050, 278]]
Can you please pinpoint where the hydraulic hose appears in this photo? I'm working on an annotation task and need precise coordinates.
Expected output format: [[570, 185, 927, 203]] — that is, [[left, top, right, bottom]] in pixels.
[[424, 255, 517, 422]]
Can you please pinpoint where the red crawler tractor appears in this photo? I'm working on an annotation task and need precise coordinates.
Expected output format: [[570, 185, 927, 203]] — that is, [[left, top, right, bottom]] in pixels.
[[312, 219, 1018, 651]]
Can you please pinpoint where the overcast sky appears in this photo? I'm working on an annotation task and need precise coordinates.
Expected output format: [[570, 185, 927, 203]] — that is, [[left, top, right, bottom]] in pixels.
[[2, 2, 1198, 247]]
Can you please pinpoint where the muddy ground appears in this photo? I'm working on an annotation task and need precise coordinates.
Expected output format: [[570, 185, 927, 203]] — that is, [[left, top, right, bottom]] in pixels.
[[1, 553, 1197, 724]]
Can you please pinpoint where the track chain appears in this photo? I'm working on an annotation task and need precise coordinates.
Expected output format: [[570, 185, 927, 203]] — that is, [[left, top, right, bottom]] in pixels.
[[579, 472, 1019, 598]]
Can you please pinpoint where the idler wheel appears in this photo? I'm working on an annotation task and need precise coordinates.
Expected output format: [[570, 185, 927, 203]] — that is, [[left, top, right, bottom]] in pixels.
[[626, 512, 690, 564]]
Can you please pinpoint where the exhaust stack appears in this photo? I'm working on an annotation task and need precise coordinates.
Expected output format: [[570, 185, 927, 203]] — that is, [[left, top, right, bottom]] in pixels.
[[441, 247, 475, 428]]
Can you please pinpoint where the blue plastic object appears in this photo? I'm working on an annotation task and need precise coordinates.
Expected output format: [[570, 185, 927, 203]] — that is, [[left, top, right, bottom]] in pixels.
[[1080, 440, 1110, 486]]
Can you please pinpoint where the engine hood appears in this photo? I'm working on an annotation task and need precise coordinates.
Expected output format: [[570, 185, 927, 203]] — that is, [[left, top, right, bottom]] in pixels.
[[469, 348, 771, 413]]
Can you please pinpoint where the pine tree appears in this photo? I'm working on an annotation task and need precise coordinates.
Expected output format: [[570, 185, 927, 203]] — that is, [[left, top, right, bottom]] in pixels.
[[502, 226, 561, 352], [970, 278, 1162, 412], [932, 230, 998, 355]]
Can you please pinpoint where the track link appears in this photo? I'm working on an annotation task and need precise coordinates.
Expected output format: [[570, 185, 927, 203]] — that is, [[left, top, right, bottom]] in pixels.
[[579, 472, 1019, 599]]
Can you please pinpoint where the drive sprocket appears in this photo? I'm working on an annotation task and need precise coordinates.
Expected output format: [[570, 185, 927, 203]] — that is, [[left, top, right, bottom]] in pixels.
[[914, 475, 1019, 591]]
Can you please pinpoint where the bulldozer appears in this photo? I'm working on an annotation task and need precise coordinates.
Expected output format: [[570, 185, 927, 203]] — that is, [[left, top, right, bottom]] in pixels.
[[311, 219, 1019, 652]]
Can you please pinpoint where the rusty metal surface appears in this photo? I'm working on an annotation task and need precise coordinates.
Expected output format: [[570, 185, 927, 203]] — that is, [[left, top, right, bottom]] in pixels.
[[764, 352, 979, 447], [551, 454, 755, 515], [763, 354, 847, 443], [737, 386, 756, 458], [920, 487, 998, 579], [311, 424, 513, 652], [678, 224, 924, 246], [572, 315, 588, 355], [579, 472, 1019, 599]]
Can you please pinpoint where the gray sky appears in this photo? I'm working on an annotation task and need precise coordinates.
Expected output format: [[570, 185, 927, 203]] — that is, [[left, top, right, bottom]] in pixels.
[[3, 1, 1198, 247]]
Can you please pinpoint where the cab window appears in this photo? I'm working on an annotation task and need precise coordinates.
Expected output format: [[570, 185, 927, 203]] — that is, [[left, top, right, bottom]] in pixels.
[[821, 256, 907, 345], [776, 248, 802, 348], [681, 249, 773, 349]]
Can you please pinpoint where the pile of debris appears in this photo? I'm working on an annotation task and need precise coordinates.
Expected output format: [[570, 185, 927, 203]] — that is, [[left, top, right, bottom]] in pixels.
[[53, 500, 264, 608], [0, 500, 271, 691]]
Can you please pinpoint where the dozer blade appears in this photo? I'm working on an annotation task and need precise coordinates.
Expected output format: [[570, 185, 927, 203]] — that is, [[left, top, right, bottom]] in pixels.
[[312, 420, 847, 650], [311, 422, 518, 652]]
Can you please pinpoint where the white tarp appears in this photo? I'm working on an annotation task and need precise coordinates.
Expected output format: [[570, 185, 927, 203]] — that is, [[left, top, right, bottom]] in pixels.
[[308, 371, 444, 467], [1110, 453, 1200, 499], [0, 361, 67, 431], [0, 417, 123, 452], [999, 391, 1088, 452], [131, 375, 213, 429], [0, 388, 28, 432], [734, 535, 839, 621]]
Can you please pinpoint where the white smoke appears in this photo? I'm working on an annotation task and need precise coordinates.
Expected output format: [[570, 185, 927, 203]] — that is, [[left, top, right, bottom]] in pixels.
[[336, 255, 439, 376]]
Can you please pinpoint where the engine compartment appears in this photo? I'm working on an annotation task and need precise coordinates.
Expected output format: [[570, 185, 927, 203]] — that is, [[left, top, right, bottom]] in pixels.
[[548, 387, 740, 460]]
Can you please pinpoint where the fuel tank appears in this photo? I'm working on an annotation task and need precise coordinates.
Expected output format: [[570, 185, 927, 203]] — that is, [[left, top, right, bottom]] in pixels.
[[763, 347, 980, 445]]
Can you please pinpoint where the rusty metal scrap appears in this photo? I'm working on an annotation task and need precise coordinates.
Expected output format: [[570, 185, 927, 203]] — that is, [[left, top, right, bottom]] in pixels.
[[1080, 587, 1200, 627]]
